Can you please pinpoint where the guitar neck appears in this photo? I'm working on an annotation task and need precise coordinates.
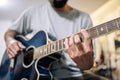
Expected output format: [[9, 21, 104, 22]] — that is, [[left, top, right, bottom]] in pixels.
[[34, 17, 120, 59], [87, 17, 120, 39]]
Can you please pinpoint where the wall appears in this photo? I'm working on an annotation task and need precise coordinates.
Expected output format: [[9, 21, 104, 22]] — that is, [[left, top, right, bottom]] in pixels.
[[91, 0, 120, 79], [0, 20, 12, 64], [91, 0, 120, 65]]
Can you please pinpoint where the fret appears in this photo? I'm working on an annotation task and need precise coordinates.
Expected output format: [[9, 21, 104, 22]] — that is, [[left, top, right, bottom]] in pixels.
[[54, 42, 57, 51], [44, 45, 47, 55], [59, 40, 62, 50], [96, 23, 108, 36], [41, 46, 44, 55], [61, 39, 63, 49], [50, 44, 53, 53], [96, 26, 99, 37], [55, 41, 57, 52], [56, 41, 59, 51], [116, 19, 119, 29], [38, 47, 43, 57], [59, 39, 64, 50], [51, 42, 56, 53], [105, 23, 109, 33], [87, 27, 98, 38], [116, 17, 120, 29], [62, 38, 65, 49], [47, 44, 51, 54], [106, 19, 118, 32], [39, 48, 42, 54]]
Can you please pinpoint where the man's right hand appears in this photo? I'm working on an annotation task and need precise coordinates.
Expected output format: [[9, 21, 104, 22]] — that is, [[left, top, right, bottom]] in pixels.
[[7, 39, 25, 58]]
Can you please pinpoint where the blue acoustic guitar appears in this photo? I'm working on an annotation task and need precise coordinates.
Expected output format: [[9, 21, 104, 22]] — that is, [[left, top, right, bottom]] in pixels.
[[1, 17, 120, 80], [13, 30, 62, 80]]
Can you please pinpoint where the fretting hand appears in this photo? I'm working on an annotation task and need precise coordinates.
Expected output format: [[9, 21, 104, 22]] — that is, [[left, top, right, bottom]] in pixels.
[[64, 29, 94, 70]]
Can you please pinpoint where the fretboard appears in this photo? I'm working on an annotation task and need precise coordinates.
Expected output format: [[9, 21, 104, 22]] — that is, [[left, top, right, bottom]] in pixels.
[[87, 17, 120, 38], [34, 17, 120, 59]]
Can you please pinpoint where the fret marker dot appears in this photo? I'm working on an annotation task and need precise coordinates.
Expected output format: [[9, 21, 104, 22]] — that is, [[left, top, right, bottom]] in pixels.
[[101, 28, 104, 31]]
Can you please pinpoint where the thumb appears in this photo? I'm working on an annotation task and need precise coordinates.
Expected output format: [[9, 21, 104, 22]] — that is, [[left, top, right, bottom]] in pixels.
[[17, 42, 26, 49]]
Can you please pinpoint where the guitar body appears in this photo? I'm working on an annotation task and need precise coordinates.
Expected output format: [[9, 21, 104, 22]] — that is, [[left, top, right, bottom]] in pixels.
[[13, 31, 61, 80]]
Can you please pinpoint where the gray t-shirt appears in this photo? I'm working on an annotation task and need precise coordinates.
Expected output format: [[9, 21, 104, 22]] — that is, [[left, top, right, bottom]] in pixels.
[[9, 2, 93, 79]]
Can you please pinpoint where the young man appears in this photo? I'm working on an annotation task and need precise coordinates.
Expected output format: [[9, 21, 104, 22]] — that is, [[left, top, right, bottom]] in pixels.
[[0, 0, 94, 80]]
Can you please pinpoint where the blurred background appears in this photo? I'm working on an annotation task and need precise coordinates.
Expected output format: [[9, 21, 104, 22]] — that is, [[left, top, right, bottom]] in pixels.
[[0, 0, 120, 80]]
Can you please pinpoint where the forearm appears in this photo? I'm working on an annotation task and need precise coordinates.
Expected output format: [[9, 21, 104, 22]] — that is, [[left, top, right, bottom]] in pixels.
[[4, 30, 17, 46]]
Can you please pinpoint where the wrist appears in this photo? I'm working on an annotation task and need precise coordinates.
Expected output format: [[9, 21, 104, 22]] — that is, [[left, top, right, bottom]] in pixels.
[[6, 37, 17, 47]]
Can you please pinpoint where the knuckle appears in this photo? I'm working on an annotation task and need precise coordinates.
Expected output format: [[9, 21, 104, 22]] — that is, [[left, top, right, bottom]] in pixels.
[[8, 45, 13, 50], [74, 55, 79, 59], [71, 55, 75, 59], [81, 29, 86, 32], [66, 46, 69, 50], [71, 53, 80, 59], [18, 41, 22, 45], [75, 41, 80, 45], [74, 38, 80, 44], [75, 35, 79, 39], [13, 42, 18, 46], [69, 41, 74, 46], [69, 37, 74, 46], [15, 45, 20, 50], [8, 43, 15, 48], [16, 49, 20, 52], [66, 49, 70, 53], [85, 35, 91, 40], [16, 48, 20, 51], [86, 49, 93, 54], [7, 45, 11, 49]]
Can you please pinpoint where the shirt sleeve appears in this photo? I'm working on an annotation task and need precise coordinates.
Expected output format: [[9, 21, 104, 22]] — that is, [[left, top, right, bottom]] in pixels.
[[9, 8, 32, 36], [81, 13, 93, 29]]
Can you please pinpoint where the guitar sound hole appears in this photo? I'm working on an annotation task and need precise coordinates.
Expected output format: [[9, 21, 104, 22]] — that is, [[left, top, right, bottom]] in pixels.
[[23, 49, 34, 66]]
